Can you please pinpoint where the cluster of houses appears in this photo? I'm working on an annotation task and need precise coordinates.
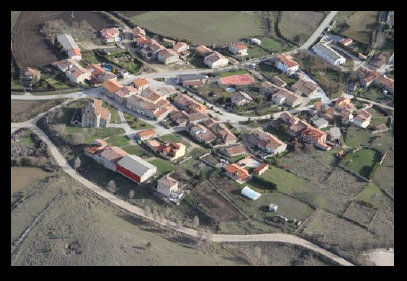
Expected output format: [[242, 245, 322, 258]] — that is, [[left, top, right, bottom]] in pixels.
[[356, 66, 394, 94], [101, 78, 177, 120], [187, 118, 238, 147], [84, 139, 184, 201], [133, 26, 187, 65]]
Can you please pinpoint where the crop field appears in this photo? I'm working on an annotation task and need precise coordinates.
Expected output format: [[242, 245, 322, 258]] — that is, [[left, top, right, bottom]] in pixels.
[[188, 181, 246, 222], [12, 11, 115, 67], [278, 11, 325, 44], [340, 147, 381, 179], [343, 200, 377, 227], [334, 11, 378, 45], [129, 11, 265, 45], [279, 152, 367, 214]]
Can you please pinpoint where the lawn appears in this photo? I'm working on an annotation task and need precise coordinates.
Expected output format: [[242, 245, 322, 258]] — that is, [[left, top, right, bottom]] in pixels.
[[247, 44, 270, 59], [372, 151, 393, 197], [278, 11, 325, 45], [340, 147, 381, 178], [247, 166, 306, 194], [257, 62, 281, 79], [355, 182, 385, 208], [260, 37, 294, 53], [129, 11, 265, 45], [215, 69, 250, 78], [121, 144, 150, 158], [64, 126, 125, 144], [148, 158, 176, 178], [334, 11, 378, 45], [81, 51, 107, 65], [371, 132, 394, 151], [17, 129, 37, 149], [157, 133, 191, 148], [106, 135, 130, 147], [102, 102, 121, 124], [123, 112, 153, 130], [344, 126, 372, 148]]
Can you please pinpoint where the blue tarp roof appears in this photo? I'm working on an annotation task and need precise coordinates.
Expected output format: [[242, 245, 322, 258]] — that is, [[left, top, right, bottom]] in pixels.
[[241, 186, 261, 200]]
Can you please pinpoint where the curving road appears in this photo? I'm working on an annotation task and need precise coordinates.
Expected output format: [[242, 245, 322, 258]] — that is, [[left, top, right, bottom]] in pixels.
[[10, 118, 353, 266]]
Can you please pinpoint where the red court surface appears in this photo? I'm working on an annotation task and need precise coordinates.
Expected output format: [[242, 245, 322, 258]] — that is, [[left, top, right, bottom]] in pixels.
[[219, 74, 256, 85]]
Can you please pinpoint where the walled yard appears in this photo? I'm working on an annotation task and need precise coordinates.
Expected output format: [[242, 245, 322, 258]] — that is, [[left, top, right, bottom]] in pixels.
[[340, 147, 382, 179]]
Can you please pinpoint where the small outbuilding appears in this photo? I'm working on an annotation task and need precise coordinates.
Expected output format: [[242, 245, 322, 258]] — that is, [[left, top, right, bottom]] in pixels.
[[241, 186, 261, 200], [269, 203, 278, 212]]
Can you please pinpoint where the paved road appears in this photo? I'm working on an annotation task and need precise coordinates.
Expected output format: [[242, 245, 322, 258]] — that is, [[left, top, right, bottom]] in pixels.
[[10, 118, 353, 266], [299, 11, 338, 50]]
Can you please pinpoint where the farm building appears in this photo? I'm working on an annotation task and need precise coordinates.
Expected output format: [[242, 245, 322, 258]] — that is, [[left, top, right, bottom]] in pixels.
[[231, 91, 253, 106], [157, 48, 180, 65], [56, 34, 82, 61], [84, 144, 127, 172], [228, 42, 248, 56], [116, 155, 157, 184], [173, 42, 189, 53], [177, 74, 208, 86], [241, 186, 261, 200], [204, 51, 228, 68], [312, 42, 346, 65], [82, 99, 111, 128]]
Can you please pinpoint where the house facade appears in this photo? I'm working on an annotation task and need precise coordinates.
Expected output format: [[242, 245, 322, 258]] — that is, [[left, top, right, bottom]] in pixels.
[[82, 99, 111, 128], [275, 54, 299, 75], [204, 51, 228, 68], [157, 48, 180, 64], [228, 42, 248, 56], [157, 174, 180, 198]]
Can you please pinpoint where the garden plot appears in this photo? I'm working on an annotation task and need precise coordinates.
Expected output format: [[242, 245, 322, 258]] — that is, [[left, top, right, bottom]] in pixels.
[[367, 204, 394, 240], [372, 152, 394, 198], [340, 147, 382, 179], [342, 201, 378, 227]]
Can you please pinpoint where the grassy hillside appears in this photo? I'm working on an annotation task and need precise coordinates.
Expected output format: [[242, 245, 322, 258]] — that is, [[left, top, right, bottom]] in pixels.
[[130, 11, 265, 45]]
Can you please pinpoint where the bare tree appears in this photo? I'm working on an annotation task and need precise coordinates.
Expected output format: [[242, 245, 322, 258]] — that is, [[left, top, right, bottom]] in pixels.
[[72, 133, 85, 144], [128, 189, 135, 199], [107, 180, 116, 192], [176, 218, 183, 229], [74, 157, 81, 171], [54, 124, 66, 135], [193, 216, 200, 228], [144, 205, 152, 218]]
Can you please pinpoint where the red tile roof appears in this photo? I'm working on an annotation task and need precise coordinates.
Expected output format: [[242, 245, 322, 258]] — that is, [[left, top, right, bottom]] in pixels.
[[225, 164, 251, 181], [276, 54, 299, 68]]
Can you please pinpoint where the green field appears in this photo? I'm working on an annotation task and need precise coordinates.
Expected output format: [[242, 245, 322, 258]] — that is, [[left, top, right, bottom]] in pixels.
[[344, 127, 372, 148], [148, 158, 176, 178], [102, 102, 121, 124], [11, 11, 21, 33], [215, 69, 250, 78], [63, 126, 125, 145], [123, 113, 153, 130], [334, 11, 378, 45], [355, 182, 385, 208], [260, 37, 294, 53], [121, 144, 149, 158], [129, 11, 265, 45], [246, 166, 305, 194], [278, 11, 325, 45], [106, 135, 130, 147], [340, 147, 381, 178]]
